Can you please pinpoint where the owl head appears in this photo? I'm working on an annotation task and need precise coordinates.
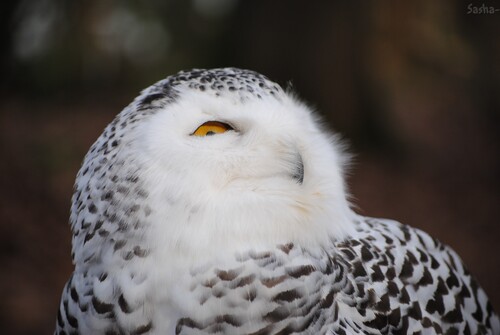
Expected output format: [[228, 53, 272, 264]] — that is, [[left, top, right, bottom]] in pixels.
[[71, 68, 355, 265]]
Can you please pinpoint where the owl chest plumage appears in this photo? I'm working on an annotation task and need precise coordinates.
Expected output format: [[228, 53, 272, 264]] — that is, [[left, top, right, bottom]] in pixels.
[[57, 217, 499, 335]]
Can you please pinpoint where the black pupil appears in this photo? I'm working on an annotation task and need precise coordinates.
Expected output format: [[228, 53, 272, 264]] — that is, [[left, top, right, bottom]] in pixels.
[[206, 131, 216, 136]]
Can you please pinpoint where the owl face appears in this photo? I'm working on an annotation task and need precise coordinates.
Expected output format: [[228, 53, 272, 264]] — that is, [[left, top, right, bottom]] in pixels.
[[73, 68, 355, 263], [141, 88, 306, 195]]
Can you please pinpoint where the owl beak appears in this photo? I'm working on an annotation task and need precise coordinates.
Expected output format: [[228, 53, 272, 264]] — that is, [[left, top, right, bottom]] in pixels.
[[292, 153, 304, 184]]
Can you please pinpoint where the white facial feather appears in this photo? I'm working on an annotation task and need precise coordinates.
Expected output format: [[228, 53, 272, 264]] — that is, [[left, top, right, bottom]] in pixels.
[[103, 84, 355, 263]]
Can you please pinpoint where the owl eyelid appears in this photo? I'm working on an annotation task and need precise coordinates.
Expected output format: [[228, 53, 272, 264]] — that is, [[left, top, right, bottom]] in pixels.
[[190, 120, 236, 136]]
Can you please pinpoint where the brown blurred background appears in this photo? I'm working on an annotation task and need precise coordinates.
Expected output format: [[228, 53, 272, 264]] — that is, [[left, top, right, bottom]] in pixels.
[[0, 1, 499, 334]]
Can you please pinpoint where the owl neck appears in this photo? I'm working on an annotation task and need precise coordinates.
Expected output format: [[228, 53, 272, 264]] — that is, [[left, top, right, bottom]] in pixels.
[[146, 179, 357, 262]]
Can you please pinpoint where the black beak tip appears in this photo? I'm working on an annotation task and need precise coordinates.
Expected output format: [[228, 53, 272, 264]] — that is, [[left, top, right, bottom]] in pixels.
[[293, 154, 304, 184]]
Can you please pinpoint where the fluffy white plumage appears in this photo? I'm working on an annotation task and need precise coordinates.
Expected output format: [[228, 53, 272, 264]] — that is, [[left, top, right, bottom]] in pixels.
[[56, 68, 499, 335]]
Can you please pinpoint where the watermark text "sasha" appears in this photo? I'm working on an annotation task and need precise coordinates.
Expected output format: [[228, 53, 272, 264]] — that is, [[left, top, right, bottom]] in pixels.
[[467, 3, 500, 14]]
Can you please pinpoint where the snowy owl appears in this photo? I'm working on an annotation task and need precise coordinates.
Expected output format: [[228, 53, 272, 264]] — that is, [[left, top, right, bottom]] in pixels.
[[55, 68, 499, 335]]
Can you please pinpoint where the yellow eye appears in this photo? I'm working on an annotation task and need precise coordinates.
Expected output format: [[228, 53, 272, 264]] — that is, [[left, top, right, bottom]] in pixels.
[[192, 121, 233, 137]]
